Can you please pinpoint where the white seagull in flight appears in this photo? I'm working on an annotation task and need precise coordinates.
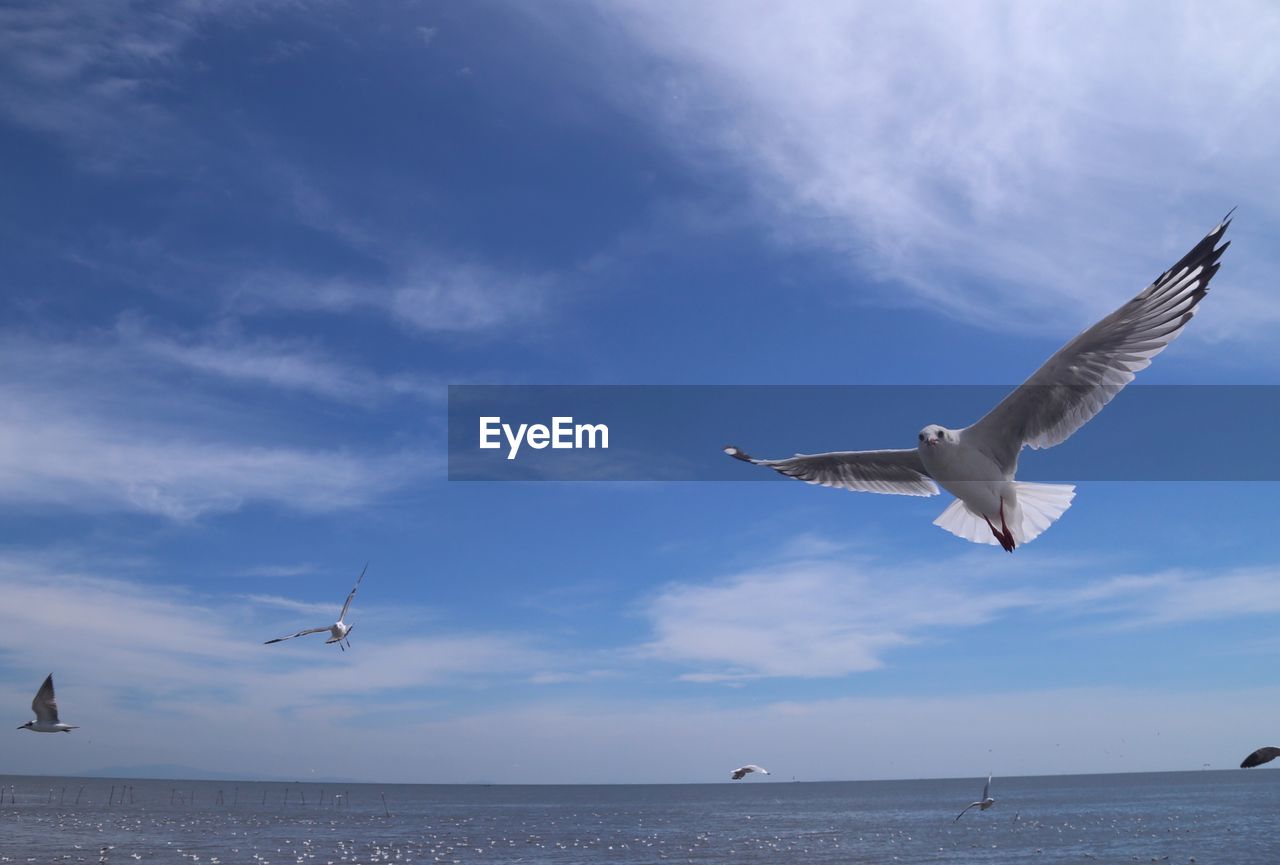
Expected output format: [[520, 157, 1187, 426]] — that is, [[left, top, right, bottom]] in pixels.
[[726, 213, 1232, 551], [264, 564, 367, 651], [954, 773, 994, 821], [18, 674, 78, 733], [731, 764, 770, 780]]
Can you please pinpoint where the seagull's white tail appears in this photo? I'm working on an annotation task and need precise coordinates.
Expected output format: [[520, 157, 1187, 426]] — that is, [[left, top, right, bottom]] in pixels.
[[1012, 482, 1075, 544], [933, 482, 1075, 547], [932, 499, 998, 545]]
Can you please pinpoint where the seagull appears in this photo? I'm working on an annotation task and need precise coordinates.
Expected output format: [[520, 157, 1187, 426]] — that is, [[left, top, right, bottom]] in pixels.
[[731, 764, 770, 780], [725, 213, 1233, 551], [264, 564, 367, 651], [1240, 746, 1280, 768], [954, 773, 994, 821], [18, 674, 78, 733]]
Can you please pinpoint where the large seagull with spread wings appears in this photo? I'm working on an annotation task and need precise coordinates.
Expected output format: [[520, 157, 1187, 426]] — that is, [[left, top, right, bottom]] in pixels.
[[727, 213, 1233, 551]]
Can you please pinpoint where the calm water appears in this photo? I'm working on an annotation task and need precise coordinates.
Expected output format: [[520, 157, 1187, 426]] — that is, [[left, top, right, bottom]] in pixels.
[[1, 770, 1277, 863]]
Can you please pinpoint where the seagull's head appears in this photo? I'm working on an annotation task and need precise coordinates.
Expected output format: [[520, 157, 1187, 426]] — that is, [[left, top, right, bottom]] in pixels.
[[918, 424, 950, 449]]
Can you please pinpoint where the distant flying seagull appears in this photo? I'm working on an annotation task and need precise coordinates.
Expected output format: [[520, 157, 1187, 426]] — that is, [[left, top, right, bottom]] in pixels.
[[264, 564, 367, 651], [18, 674, 78, 733], [731, 764, 770, 780], [726, 213, 1233, 551], [1240, 746, 1280, 768], [954, 773, 994, 821]]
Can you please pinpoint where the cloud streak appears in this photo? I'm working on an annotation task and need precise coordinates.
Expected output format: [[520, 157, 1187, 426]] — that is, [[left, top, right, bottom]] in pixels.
[[641, 547, 1280, 680], [589, 1, 1280, 343], [0, 331, 432, 520], [226, 259, 554, 337]]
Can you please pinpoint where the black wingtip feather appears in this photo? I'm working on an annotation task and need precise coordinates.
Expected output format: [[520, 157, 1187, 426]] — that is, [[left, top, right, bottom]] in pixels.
[[724, 445, 754, 463]]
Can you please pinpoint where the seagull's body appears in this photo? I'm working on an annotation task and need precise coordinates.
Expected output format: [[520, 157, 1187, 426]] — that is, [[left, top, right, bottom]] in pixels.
[[264, 564, 367, 651], [954, 774, 994, 821], [18, 674, 77, 733], [1240, 746, 1280, 768], [726, 214, 1233, 550], [731, 764, 770, 780]]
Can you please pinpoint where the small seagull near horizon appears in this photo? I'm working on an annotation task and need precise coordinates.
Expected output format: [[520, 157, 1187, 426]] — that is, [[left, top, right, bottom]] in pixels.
[[264, 564, 367, 651], [17, 674, 78, 733], [726, 212, 1233, 551], [731, 764, 770, 780], [954, 773, 994, 821], [1240, 746, 1280, 768]]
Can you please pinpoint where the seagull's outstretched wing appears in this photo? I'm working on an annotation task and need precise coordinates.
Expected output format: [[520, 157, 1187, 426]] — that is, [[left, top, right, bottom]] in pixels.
[[32, 674, 59, 725], [264, 627, 330, 645], [339, 563, 368, 622], [982, 774, 991, 800], [725, 446, 938, 496], [954, 801, 983, 822], [1240, 746, 1280, 768], [967, 213, 1233, 473], [731, 764, 769, 780]]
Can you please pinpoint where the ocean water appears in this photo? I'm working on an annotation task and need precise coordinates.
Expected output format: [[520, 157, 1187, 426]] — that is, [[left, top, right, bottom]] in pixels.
[[1, 770, 1277, 863]]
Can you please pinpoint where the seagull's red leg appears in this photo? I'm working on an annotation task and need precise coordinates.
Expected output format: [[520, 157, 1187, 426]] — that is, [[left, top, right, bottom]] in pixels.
[[998, 499, 1016, 553], [982, 514, 1014, 552]]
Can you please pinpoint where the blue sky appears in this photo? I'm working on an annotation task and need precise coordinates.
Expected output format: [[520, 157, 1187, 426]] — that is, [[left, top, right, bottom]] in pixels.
[[2, 0, 1280, 784]]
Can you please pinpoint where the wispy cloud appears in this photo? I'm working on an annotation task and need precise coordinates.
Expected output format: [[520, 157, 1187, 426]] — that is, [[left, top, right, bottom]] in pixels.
[[641, 547, 1280, 680], [236, 563, 317, 579], [226, 259, 554, 336], [116, 316, 444, 404], [0, 400, 421, 520], [0, 331, 432, 520], [587, 1, 1280, 343], [0, 1, 234, 171]]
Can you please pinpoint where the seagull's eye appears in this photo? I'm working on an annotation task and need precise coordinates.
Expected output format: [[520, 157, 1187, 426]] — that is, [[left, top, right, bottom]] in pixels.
[[919, 433, 925, 441]]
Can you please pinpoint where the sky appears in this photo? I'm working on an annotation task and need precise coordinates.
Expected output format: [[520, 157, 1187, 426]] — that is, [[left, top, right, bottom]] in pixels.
[[2, 0, 1280, 784]]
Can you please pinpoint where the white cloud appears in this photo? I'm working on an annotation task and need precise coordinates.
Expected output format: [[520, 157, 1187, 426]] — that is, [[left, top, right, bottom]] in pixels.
[[0, 1, 229, 170], [227, 259, 553, 336], [642, 555, 1034, 679], [116, 316, 444, 404], [0, 332, 431, 520], [0, 402, 420, 520], [641, 548, 1280, 680], [588, 1, 1280, 343]]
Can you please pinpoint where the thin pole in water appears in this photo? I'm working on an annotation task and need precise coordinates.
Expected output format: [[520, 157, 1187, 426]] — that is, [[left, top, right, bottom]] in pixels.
[[381, 792, 390, 817], [108, 785, 115, 806], [76, 785, 85, 805]]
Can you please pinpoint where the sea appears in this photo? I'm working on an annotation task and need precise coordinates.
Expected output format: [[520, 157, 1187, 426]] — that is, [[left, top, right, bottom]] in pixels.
[[1, 770, 1277, 863]]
